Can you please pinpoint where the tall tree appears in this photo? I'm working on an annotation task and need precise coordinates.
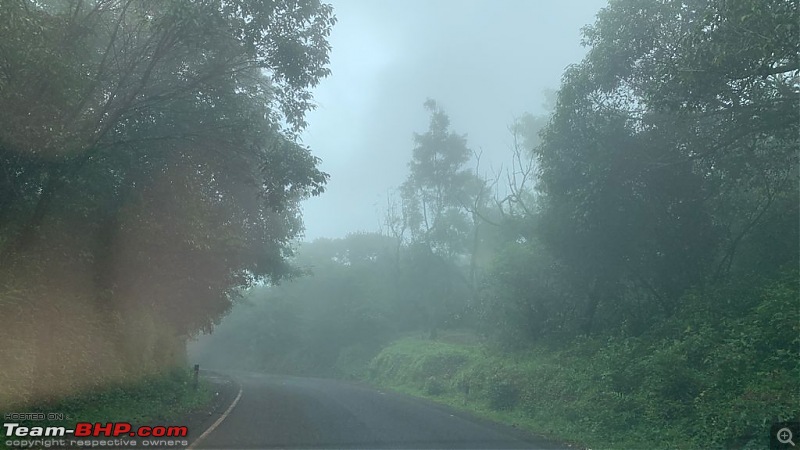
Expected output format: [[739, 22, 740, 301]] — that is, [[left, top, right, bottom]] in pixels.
[[399, 100, 486, 335], [402, 100, 479, 255]]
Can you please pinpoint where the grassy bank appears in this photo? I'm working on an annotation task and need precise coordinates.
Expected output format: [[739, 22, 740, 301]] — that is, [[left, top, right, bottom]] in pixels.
[[0, 367, 212, 449], [365, 320, 798, 449]]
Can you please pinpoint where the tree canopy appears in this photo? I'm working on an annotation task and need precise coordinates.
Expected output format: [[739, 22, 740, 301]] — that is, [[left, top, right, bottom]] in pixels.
[[0, 0, 335, 406]]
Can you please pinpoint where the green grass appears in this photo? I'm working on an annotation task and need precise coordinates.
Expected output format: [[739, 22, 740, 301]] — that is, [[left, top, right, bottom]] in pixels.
[[366, 337, 608, 447], [0, 367, 212, 450], [365, 318, 799, 450]]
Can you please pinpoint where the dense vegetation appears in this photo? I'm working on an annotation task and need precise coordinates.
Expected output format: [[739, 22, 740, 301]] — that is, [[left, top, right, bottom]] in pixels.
[[0, 0, 334, 408], [193, 0, 798, 447], [2, 0, 796, 447], [0, 368, 211, 450], [368, 291, 797, 449]]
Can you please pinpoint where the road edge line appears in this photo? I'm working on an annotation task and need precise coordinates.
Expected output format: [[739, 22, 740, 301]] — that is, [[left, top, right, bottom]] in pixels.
[[186, 382, 243, 449]]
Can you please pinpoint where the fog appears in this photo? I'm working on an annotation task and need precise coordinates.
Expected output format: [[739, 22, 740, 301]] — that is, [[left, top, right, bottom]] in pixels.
[[2, 1, 796, 447], [300, 0, 605, 239]]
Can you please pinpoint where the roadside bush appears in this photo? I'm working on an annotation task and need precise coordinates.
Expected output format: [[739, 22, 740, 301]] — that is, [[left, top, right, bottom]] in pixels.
[[413, 352, 468, 382], [424, 376, 446, 396], [487, 374, 518, 410], [368, 338, 471, 389]]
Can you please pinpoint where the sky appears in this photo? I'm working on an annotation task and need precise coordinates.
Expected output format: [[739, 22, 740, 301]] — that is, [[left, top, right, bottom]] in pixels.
[[300, 0, 607, 240]]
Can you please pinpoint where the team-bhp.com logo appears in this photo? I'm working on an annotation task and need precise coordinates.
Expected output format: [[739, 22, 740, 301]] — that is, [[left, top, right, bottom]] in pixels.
[[4, 421, 189, 448], [4, 422, 187, 438]]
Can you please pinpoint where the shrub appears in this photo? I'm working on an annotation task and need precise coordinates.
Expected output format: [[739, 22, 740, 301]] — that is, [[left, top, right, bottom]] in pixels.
[[487, 374, 519, 410], [424, 376, 446, 396]]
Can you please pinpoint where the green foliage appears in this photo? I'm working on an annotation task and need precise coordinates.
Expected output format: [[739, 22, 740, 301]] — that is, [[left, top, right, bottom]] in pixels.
[[0, 367, 212, 450], [395, 100, 491, 333], [367, 272, 800, 449], [401, 99, 475, 254], [476, 0, 799, 342], [424, 376, 446, 396], [0, 0, 334, 405], [478, 236, 580, 344], [368, 336, 472, 387], [46, 367, 212, 424], [486, 375, 519, 411]]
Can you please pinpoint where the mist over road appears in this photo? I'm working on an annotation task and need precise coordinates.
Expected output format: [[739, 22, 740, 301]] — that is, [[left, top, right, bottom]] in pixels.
[[192, 371, 564, 449]]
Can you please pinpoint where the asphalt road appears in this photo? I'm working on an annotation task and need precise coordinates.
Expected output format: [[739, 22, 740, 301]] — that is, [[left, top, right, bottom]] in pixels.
[[189, 371, 566, 450]]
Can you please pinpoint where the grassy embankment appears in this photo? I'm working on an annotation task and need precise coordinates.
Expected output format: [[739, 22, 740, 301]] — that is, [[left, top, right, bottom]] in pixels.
[[362, 276, 799, 449], [0, 368, 212, 450]]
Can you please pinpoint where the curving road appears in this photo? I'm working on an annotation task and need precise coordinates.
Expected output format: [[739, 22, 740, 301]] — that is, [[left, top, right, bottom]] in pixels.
[[188, 371, 566, 450]]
